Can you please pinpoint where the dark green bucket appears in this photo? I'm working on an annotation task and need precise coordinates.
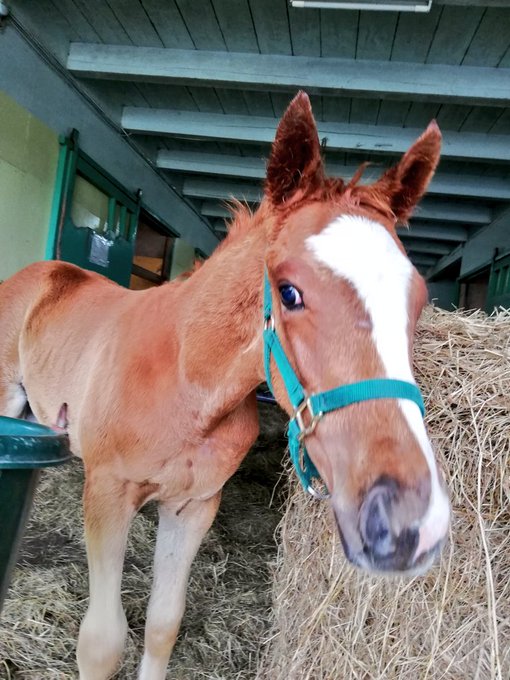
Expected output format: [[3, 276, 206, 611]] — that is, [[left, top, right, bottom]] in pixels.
[[0, 416, 72, 611]]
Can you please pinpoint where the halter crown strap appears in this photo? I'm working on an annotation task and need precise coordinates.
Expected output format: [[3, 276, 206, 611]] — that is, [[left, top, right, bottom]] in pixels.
[[263, 271, 425, 497]]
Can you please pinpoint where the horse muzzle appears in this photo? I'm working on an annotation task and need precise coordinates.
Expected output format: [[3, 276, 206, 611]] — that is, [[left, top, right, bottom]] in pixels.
[[334, 476, 449, 575]]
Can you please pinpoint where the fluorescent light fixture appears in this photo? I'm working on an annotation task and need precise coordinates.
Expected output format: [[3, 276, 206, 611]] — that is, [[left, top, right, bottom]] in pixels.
[[290, 0, 432, 11]]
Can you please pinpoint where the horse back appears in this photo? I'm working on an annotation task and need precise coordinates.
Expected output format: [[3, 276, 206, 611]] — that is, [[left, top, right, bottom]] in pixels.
[[0, 261, 124, 429], [0, 261, 63, 388]]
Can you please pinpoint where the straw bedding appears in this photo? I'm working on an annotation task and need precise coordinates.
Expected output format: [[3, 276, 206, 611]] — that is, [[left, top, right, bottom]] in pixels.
[[257, 306, 510, 680], [0, 306, 509, 679]]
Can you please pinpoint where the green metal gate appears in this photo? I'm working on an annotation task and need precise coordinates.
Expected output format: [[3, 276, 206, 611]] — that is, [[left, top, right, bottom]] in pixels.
[[486, 251, 510, 312], [47, 130, 141, 287]]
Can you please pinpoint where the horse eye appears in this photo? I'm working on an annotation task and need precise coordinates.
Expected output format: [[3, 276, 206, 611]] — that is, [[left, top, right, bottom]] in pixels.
[[279, 284, 304, 310]]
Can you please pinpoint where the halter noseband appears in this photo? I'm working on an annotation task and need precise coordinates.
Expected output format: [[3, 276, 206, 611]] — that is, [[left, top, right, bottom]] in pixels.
[[262, 271, 425, 499]]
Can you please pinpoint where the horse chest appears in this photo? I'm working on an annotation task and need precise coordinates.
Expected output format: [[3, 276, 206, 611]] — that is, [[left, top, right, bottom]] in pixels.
[[175, 407, 259, 500]]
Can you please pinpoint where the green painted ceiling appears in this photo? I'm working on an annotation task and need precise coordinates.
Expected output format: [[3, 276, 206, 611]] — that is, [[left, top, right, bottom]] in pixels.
[[10, 0, 510, 276]]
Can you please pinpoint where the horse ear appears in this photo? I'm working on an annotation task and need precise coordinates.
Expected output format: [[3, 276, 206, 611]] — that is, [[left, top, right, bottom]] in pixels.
[[265, 91, 324, 206], [378, 121, 442, 224]]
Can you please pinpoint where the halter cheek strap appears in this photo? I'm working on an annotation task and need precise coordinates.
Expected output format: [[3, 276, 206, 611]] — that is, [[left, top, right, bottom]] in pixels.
[[262, 271, 425, 499]]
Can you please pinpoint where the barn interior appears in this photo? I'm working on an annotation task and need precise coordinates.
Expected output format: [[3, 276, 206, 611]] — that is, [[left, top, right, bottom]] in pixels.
[[1, 3, 509, 679], [1, 0, 509, 310]]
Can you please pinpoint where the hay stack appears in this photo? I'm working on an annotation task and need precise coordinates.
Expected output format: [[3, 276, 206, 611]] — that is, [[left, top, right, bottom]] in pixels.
[[257, 307, 510, 680]]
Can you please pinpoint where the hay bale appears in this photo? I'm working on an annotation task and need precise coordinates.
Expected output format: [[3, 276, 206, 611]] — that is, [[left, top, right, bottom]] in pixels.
[[257, 306, 510, 680]]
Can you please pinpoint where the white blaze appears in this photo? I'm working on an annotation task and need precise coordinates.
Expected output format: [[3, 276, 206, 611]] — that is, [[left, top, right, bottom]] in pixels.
[[306, 215, 449, 557]]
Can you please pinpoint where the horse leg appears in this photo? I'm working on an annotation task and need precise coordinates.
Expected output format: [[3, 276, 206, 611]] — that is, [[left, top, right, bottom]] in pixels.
[[138, 493, 222, 680], [77, 472, 135, 680]]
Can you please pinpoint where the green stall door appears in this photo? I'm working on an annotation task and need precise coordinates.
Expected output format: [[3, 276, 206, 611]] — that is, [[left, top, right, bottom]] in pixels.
[[486, 252, 510, 312], [48, 132, 140, 287]]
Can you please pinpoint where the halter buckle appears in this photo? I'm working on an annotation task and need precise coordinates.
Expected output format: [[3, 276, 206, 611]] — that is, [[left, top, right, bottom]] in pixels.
[[294, 397, 323, 440]]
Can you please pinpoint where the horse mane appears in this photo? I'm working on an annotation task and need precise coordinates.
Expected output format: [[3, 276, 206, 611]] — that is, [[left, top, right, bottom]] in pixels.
[[214, 200, 273, 253], [271, 162, 397, 226], [181, 163, 396, 284]]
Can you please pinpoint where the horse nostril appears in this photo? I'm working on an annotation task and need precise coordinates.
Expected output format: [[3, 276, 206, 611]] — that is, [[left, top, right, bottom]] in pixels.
[[360, 484, 396, 559]]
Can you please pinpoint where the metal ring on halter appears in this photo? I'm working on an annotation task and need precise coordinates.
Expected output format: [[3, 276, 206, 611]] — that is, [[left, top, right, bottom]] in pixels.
[[307, 481, 331, 500], [264, 315, 275, 332], [294, 397, 324, 440]]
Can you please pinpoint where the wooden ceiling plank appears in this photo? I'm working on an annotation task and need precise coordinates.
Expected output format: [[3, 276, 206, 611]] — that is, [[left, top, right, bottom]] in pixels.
[[320, 9, 358, 59], [356, 11, 398, 61], [140, 0, 195, 49], [248, 0, 292, 55], [377, 100, 411, 127], [490, 108, 510, 134], [242, 91, 275, 117], [121, 107, 510, 162], [270, 92, 295, 117], [499, 46, 510, 68], [104, 0, 164, 47], [174, 0, 226, 51], [404, 102, 441, 129], [53, 0, 102, 43], [462, 8, 510, 67], [390, 6, 442, 63], [211, 0, 259, 53], [215, 89, 250, 115], [322, 95, 351, 123], [135, 83, 198, 110], [350, 97, 380, 125], [426, 6, 484, 65], [81, 80, 147, 119], [436, 103, 471, 132], [460, 106, 503, 133], [14, 0, 89, 60], [185, 86, 223, 113], [70, 0, 131, 44], [67, 43, 510, 107], [288, 3, 321, 57]]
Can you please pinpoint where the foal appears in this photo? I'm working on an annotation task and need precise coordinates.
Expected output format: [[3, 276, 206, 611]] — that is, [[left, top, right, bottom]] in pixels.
[[0, 92, 449, 679]]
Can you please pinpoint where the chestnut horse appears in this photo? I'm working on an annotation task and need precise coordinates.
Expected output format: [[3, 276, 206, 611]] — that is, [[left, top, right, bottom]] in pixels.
[[0, 92, 449, 679]]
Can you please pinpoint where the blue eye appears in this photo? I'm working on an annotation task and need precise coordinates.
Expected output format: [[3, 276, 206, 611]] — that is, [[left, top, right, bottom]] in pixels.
[[279, 284, 304, 310]]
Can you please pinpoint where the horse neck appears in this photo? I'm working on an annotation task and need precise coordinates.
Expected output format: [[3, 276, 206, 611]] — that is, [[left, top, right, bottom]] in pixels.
[[178, 223, 267, 417]]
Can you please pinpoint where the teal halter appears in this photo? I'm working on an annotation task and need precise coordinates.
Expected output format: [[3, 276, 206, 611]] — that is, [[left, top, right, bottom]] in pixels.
[[262, 271, 425, 499]]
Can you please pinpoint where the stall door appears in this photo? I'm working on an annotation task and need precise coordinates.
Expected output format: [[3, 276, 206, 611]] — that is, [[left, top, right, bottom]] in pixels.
[[486, 252, 510, 312], [50, 132, 140, 287]]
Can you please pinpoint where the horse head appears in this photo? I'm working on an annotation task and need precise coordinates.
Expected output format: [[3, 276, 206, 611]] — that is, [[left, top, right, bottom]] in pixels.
[[263, 92, 449, 575]]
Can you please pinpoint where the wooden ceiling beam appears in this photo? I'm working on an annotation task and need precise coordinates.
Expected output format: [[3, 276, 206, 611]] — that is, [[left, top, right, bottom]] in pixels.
[[158, 150, 510, 200], [409, 255, 439, 268], [68, 43, 510, 107], [404, 240, 453, 256], [122, 108, 510, 162], [184, 178, 492, 224], [398, 224, 468, 242]]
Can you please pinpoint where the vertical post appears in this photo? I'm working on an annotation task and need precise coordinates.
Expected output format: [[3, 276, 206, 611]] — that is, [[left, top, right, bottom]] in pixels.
[[45, 130, 79, 261]]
